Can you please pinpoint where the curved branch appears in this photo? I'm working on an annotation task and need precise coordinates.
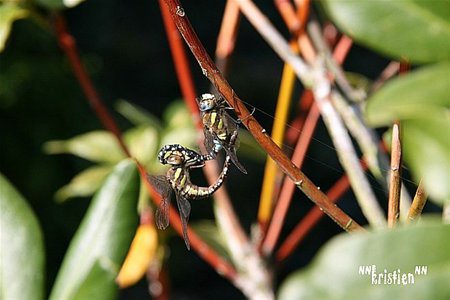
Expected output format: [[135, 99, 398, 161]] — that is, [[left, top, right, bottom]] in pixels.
[[162, 0, 363, 232]]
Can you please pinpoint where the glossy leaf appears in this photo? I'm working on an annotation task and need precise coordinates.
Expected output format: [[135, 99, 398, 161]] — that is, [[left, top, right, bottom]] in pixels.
[[0, 173, 45, 300], [365, 63, 450, 202], [402, 119, 450, 203], [49, 159, 139, 300], [43, 130, 126, 164], [0, 3, 29, 52], [54, 165, 112, 202], [321, 0, 450, 63], [279, 221, 450, 300], [365, 63, 450, 126]]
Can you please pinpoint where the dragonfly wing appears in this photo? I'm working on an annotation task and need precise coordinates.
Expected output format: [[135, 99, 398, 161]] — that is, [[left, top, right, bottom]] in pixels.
[[175, 192, 192, 250], [147, 175, 172, 229], [204, 128, 220, 157]]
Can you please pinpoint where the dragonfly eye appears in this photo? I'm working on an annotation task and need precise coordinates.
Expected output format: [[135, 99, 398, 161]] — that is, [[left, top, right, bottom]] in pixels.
[[199, 99, 215, 111]]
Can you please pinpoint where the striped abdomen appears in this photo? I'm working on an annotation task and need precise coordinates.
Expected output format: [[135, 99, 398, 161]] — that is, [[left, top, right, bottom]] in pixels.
[[167, 155, 231, 200]]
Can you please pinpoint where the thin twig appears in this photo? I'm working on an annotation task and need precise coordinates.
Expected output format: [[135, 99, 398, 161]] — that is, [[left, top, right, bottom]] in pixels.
[[162, 0, 363, 233], [53, 14, 130, 157], [262, 28, 351, 255], [276, 170, 353, 262], [262, 102, 320, 255], [215, 0, 241, 75], [370, 61, 400, 93], [387, 121, 402, 227], [258, 45, 297, 231], [407, 179, 427, 223]]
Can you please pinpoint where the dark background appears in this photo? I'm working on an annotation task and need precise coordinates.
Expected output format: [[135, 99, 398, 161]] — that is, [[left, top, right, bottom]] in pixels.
[[0, 1, 417, 299]]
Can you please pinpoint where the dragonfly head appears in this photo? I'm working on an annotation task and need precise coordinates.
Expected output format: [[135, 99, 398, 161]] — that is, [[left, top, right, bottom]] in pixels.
[[158, 144, 186, 166], [197, 93, 217, 111]]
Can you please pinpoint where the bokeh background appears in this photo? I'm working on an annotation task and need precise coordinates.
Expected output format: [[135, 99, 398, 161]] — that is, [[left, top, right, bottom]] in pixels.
[[0, 1, 423, 298]]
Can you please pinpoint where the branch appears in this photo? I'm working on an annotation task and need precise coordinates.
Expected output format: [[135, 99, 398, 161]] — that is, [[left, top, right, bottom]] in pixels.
[[162, 0, 363, 233], [53, 14, 130, 157], [388, 121, 402, 227], [407, 179, 427, 223], [160, 4, 273, 299]]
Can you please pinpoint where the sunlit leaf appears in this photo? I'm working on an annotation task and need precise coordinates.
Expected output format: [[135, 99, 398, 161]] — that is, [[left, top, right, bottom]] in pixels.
[[321, 0, 450, 63], [0, 3, 29, 53], [124, 125, 159, 168], [54, 165, 112, 202], [365, 63, 450, 202], [49, 159, 139, 300], [43, 131, 126, 164], [279, 221, 450, 300], [365, 63, 450, 126], [0, 173, 45, 300]]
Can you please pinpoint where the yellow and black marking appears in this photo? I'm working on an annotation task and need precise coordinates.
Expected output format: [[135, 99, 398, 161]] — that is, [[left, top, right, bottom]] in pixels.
[[148, 144, 231, 250], [197, 93, 247, 174]]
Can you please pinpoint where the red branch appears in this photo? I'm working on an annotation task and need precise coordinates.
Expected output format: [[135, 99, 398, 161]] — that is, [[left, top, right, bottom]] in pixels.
[[53, 14, 130, 157], [162, 0, 363, 233], [262, 31, 354, 255]]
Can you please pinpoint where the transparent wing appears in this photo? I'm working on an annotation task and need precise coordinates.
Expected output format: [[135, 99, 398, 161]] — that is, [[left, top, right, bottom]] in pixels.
[[147, 175, 172, 229], [175, 192, 192, 250], [203, 128, 219, 158]]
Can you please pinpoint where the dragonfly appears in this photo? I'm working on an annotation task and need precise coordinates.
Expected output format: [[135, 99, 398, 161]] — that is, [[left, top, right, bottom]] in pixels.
[[197, 93, 247, 174], [148, 144, 231, 249]]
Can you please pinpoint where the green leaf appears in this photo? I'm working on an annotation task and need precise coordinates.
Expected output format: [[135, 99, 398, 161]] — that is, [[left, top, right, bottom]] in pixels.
[[365, 63, 450, 202], [0, 3, 29, 53], [49, 159, 139, 300], [115, 99, 162, 130], [279, 221, 450, 300], [321, 0, 450, 64], [402, 119, 450, 203], [163, 100, 194, 130], [123, 125, 159, 168], [54, 165, 112, 202], [43, 130, 126, 164], [365, 63, 450, 126], [0, 173, 45, 300]]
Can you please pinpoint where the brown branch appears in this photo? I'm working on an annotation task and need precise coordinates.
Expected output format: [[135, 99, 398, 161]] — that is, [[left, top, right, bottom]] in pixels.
[[407, 179, 427, 223], [53, 14, 130, 157], [387, 121, 402, 227], [276, 171, 352, 262], [162, 0, 363, 233], [261, 100, 320, 255], [159, 4, 274, 298]]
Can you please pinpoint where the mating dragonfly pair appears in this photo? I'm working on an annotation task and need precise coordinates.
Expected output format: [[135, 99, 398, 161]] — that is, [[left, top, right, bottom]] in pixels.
[[148, 93, 246, 249]]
